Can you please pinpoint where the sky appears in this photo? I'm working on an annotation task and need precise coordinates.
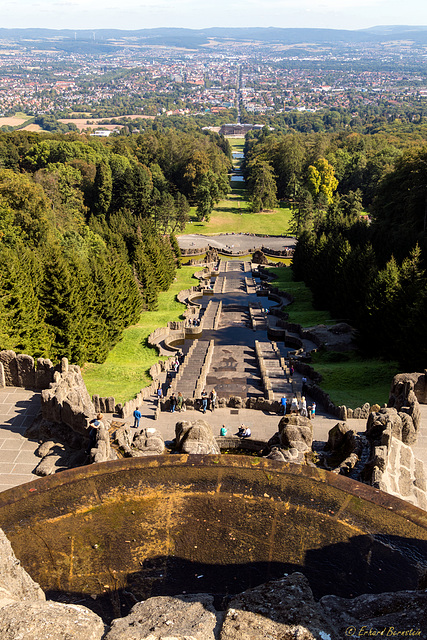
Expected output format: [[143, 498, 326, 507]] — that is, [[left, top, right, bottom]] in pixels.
[[2, 0, 427, 31]]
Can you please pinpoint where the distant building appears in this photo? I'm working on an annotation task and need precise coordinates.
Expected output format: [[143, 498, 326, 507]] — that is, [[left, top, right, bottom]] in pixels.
[[219, 123, 264, 135], [90, 129, 113, 138]]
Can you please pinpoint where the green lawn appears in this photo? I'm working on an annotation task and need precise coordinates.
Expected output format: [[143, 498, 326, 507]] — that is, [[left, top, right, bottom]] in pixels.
[[82, 266, 200, 403], [310, 351, 398, 409], [267, 266, 334, 326]]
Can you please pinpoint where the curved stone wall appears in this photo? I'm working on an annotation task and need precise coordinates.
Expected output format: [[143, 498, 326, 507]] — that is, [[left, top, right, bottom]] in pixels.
[[0, 455, 426, 618]]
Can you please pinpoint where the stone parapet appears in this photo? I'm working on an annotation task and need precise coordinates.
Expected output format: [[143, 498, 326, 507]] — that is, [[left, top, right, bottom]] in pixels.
[[0, 350, 54, 389], [41, 361, 95, 435]]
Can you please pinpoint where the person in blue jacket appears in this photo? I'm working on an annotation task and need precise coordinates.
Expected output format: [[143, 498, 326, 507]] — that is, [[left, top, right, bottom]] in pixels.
[[133, 407, 142, 428], [280, 395, 287, 415]]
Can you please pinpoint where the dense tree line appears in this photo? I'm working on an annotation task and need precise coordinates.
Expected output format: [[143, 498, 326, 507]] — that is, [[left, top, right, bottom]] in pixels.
[[243, 127, 427, 369], [0, 128, 231, 364]]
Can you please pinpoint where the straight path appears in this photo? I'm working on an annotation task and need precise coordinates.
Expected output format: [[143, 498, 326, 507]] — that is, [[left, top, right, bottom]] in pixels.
[[0, 387, 41, 491]]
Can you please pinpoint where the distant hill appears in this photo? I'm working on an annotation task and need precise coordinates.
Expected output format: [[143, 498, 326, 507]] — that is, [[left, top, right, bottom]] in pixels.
[[1, 26, 427, 49]]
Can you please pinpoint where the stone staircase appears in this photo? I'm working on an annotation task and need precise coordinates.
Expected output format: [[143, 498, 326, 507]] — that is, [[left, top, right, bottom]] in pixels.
[[172, 339, 210, 399], [255, 341, 294, 400], [249, 303, 268, 331], [202, 300, 222, 330], [206, 344, 264, 400]]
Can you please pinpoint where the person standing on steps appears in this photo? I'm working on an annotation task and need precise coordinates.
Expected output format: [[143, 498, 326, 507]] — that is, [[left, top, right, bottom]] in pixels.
[[210, 388, 217, 412], [133, 407, 141, 429], [201, 389, 208, 414], [177, 391, 184, 412], [170, 393, 177, 413], [280, 395, 287, 415]]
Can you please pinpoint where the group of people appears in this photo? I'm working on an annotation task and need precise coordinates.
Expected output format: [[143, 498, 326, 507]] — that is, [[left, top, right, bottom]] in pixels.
[[218, 424, 251, 438], [200, 388, 216, 413], [168, 391, 185, 413], [280, 394, 316, 419], [188, 318, 201, 327]]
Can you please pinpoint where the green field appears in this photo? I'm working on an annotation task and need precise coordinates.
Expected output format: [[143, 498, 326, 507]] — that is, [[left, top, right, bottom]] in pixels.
[[82, 265, 200, 403], [311, 351, 398, 409]]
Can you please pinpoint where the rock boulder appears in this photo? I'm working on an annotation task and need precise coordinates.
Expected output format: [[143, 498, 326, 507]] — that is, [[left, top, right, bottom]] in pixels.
[[220, 573, 337, 640], [278, 415, 313, 452], [105, 594, 217, 640], [175, 419, 220, 454]]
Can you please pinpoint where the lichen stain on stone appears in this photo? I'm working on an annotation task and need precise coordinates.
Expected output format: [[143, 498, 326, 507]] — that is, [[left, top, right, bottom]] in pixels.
[[1, 457, 427, 600]]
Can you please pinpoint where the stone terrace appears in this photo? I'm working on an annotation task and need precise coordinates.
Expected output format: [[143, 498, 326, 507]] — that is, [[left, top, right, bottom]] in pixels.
[[0, 387, 40, 490]]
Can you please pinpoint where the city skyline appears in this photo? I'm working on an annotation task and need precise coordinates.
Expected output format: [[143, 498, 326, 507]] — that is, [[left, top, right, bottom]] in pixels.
[[1, 0, 427, 32]]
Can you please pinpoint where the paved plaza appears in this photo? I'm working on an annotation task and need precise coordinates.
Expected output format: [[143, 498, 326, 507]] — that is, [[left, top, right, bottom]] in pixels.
[[0, 387, 41, 491], [178, 233, 296, 253]]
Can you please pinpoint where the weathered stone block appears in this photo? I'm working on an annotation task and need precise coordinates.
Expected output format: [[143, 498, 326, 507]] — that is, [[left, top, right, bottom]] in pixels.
[[0, 600, 105, 640], [399, 444, 413, 470], [106, 396, 115, 413], [35, 358, 54, 390], [373, 446, 387, 473], [15, 354, 35, 388], [175, 419, 220, 455], [398, 467, 413, 497], [106, 594, 216, 640], [92, 394, 100, 412], [414, 458, 427, 492], [0, 350, 18, 386]]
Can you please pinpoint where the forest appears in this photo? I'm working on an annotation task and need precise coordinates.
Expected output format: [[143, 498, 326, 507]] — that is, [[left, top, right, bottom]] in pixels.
[[0, 128, 231, 365], [244, 126, 427, 370]]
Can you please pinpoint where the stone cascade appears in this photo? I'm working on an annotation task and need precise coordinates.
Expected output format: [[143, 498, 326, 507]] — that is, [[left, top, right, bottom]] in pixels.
[[201, 299, 221, 330], [194, 340, 215, 398], [222, 260, 247, 293], [248, 302, 268, 331], [169, 339, 210, 400], [245, 274, 258, 294], [255, 341, 292, 401], [206, 343, 264, 401]]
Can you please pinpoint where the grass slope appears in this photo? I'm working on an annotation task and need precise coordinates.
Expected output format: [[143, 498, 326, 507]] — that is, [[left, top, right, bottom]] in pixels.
[[268, 266, 398, 408], [82, 265, 199, 404], [267, 266, 334, 326], [311, 351, 398, 409]]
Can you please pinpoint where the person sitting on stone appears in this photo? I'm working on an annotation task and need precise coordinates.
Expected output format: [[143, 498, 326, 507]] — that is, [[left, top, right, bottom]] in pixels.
[[242, 426, 251, 438], [87, 413, 104, 453], [237, 424, 246, 437], [220, 425, 227, 436]]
